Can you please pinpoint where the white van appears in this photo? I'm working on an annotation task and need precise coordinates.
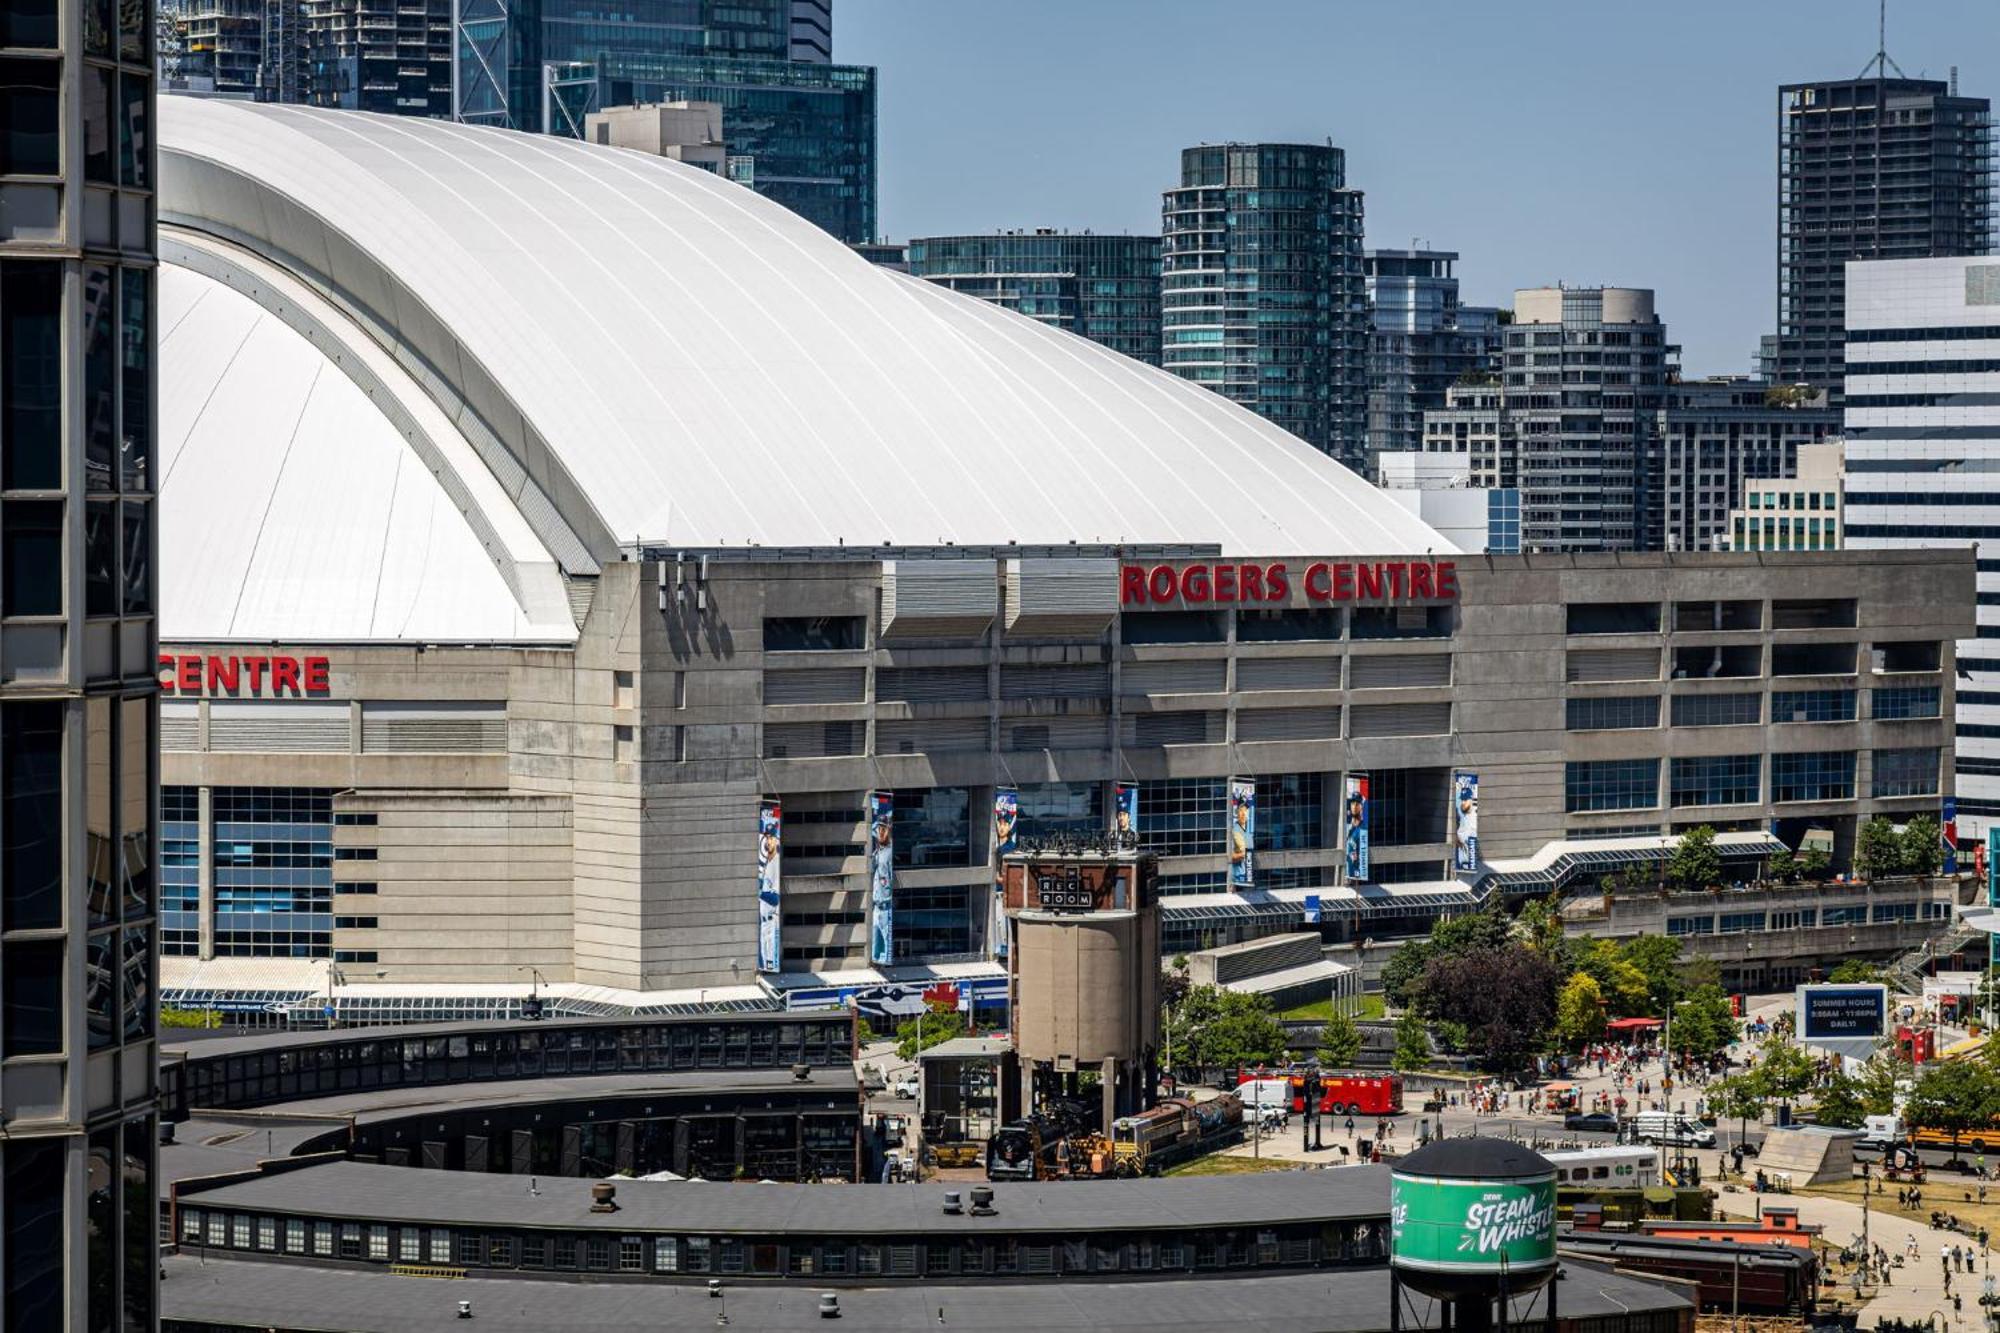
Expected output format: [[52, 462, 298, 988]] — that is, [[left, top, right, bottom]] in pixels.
[[1860, 1114, 1905, 1149], [1238, 1078, 1292, 1129], [1631, 1110, 1716, 1148]]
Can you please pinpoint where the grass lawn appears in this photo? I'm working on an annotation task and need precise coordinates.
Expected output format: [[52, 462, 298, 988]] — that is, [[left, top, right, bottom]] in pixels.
[[1167, 1153, 1305, 1177], [1281, 994, 1386, 1022], [1796, 1174, 2000, 1244]]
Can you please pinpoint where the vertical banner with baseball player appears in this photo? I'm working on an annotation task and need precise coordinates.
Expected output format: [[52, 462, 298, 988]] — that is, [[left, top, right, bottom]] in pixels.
[[868, 791, 895, 966], [1344, 774, 1371, 883], [756, 798, 783, 973], [1988, 826, 1999, 975], [1942, 797, 1959, 875], [1113, 782, 1139, 843], [1451, 770, 1480, 872], [991, 787, 1018, 960], [1228, 777, 1256, 888]]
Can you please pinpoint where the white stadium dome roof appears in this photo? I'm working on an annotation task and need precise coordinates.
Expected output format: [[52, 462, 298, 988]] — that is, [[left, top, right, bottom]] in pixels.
[[158, 97, 1448, 643]]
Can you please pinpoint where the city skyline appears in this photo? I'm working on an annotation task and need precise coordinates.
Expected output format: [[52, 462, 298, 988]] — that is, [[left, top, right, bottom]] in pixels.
[[841, 0, 1997, 378]]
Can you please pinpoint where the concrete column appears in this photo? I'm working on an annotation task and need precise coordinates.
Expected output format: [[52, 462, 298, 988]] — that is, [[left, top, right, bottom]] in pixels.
[[197, 784, 215, 960], [1100, 1056, 1117, 1132]]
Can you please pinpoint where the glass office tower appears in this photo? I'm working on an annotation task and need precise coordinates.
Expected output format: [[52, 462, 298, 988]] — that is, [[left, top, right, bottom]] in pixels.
[[454, 0, 875, 242], [908, 231, 1162, 365], [1160, 143, 1368, 468], [0, 0, 162, 1318], [1363, 248, 1503, 464], [1775, 75, 1992, 398]]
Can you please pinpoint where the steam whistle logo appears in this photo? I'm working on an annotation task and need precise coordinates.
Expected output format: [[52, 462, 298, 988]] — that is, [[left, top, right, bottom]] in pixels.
[[1457, 1193, 1553, 1255]]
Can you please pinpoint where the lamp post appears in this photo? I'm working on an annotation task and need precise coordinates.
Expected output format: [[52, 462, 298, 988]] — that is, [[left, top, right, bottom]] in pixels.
[[517, 966, 547, 1019]]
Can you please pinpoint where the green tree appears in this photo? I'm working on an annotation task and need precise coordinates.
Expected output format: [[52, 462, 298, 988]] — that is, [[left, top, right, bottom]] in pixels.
[[1554, 971, 1607, 1048], [1382, 894, 1514, 1011], [1620, 935, 1689, 1017], [1681, 955, 1723, 993], [1316, 1007, 1364, 1068], [1797, 845, 1831, 882], [1392, 1010, 1432, 1072], [1827, 959, 1882, 985], [1905, 1057, 2000, 1163], [1765, 848, 1799, 884], [1898, 814, 1944, 878], [1813, 1065, 1867, 1128], [1430, 893, 1513, 956], [895, 1004, 967, 1062], [1164, 985, 1290, 1070], [1858, 1049, 1914, 1117], [1712, 1073, 1767, 1154], [1419, 943, 1562, 1072], [1515, 892, 1574, 966], [1575, 940, 1651, 1016], [1856, 815, 1902, 880], [1380, 937, 1439, 1011], [1747, 1035, 1818, 1120], [1668, 984, 1739, 1060], [1665, 825, 1722, 891]]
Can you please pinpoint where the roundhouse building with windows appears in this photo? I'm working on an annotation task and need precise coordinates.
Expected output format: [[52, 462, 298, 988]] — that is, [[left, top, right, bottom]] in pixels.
[[152, 100, 1974, 1021]]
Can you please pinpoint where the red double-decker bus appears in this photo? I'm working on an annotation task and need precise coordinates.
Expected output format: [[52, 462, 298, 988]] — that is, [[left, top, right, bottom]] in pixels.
[[1236, 1069, 1403, 1116]]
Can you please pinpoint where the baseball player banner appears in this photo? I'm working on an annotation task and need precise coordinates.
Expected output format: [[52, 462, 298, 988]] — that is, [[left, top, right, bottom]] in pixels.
[[1451, 770, 1480, 872], [868, 791, 894, 966], [1943, 797, 1958, 876], [991, 787, 1018, 960], [1114, 782, 1139, 842], [756, 798, 782, 973], [1344, 775, 1371, 883], [1228, 777, 1255, 888]]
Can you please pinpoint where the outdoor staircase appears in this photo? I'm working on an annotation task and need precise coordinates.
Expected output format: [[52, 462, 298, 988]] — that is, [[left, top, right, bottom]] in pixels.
[[1882, 923, 1981, 998]]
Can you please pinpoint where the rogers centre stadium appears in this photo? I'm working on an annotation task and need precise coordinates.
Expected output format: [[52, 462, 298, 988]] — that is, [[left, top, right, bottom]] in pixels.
[[154, 97, 1971, 1027]]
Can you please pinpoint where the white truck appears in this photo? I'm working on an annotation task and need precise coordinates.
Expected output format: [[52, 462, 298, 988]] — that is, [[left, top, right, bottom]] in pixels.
[[1238, 1078, 1292, 1131], [1630, 1110, 1716, 1149], [1860, 1114, 1905, 1149]]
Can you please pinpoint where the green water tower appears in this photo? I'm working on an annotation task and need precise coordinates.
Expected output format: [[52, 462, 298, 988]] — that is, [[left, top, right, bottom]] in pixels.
[[1389, 1137, 1558, 1330]]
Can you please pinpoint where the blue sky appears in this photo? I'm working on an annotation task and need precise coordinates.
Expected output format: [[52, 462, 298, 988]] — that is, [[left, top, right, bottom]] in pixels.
[[838, 0, 1995, 376]]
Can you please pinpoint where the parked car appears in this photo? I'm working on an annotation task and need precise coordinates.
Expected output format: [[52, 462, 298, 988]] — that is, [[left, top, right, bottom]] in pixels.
[[892, 1075, 919, 1100], [1564, 1111, 1620, 1134]]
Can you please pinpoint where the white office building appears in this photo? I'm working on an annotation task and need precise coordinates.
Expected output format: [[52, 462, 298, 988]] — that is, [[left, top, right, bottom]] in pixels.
[[1843, 257, 2000, 837]]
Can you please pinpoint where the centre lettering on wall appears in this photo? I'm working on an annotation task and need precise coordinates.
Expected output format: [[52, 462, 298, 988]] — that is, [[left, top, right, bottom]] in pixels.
[[1119, 559, 1459, 608], [157, 653, 333, 697]]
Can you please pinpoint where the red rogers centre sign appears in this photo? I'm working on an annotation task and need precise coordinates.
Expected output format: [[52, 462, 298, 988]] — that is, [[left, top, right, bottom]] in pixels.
[[1121, 559, 1458, 607], [158, 653, 332, 696]]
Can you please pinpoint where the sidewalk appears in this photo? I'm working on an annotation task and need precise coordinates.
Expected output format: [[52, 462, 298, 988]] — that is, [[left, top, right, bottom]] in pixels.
[[1712, 1177, 1992, 1330]]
